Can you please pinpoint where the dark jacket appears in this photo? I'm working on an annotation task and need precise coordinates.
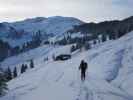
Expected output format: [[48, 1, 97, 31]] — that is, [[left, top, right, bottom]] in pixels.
[[79, 61, 88, 72]]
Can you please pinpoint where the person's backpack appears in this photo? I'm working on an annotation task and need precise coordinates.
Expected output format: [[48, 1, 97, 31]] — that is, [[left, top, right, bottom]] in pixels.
[[84, 62, 88, 70]]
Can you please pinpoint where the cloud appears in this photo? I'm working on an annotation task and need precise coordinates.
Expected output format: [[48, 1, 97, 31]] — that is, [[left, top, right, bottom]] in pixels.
[[0, 0, 132, 22]]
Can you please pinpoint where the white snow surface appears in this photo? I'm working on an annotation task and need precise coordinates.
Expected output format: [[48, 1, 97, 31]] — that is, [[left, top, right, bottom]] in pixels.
[[1, 32, 133, 100], [12, 16, 83, 36], [0, 16, 83, 47]]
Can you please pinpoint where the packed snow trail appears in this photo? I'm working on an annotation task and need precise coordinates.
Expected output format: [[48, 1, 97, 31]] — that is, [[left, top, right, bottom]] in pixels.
[[3, 55, 132, 100]]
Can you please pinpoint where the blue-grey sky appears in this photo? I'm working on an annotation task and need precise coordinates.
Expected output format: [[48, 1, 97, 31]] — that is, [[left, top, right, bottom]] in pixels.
[[0, 0, 133, 22]]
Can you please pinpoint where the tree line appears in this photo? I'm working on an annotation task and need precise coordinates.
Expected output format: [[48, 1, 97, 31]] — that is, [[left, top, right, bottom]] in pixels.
[[71, 16, 133, 40], [0, 31, 42, 62], [0, 59, 34, 96]]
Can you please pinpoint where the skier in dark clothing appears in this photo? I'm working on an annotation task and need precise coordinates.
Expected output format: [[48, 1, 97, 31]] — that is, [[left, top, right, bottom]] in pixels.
[[79, 60, 88, 81]]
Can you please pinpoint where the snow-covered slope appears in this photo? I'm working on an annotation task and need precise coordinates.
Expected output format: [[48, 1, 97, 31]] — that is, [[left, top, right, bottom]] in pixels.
[[0, 45, 53, 70], [1, 32, 133, 100], [0, 16, 83, 46], [12, 16, 83, 35], [0, 44, 73, 72]]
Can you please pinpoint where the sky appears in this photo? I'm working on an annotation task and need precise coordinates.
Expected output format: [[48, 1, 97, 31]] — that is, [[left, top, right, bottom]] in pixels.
[[0, 0, 133, 22]]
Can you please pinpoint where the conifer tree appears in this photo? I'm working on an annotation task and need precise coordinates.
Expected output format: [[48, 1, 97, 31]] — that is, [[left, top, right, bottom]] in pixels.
[[21, 64, 25, 74], [13, 67, 17, 78], [30, 60, 34, 68], [5, 67, 12, 81], [0, 72, 8, 96], [21, 64, 28, 74]]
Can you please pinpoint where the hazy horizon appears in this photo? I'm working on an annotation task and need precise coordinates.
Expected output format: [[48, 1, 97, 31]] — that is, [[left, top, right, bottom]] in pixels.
[[0, 15, 133, 23], [0, 0, 133, 23]]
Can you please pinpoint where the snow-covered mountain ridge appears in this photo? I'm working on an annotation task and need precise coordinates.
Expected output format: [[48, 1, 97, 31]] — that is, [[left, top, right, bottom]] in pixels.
[[1, 31, 133, 100], [0, 16, 83, 46]]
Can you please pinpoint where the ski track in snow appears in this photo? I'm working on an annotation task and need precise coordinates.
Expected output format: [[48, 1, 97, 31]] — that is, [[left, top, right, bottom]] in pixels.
[[2, 32, 133, 100], [76, 83, 93, 100]]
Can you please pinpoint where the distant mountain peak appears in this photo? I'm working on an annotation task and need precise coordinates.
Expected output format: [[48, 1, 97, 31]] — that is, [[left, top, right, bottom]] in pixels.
[[19, 17, 47, 23], [0, 16, 84, 46]]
